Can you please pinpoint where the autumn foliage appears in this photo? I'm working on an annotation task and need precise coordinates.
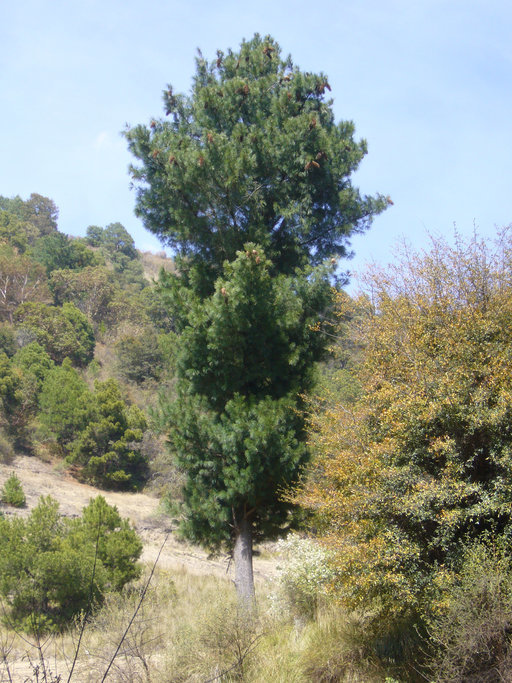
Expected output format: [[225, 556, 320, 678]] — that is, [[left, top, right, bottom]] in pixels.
[[299, 230, 512, 622]]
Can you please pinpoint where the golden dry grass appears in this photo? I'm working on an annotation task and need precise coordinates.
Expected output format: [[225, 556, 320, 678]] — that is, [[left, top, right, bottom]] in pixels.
[[140, 251, 175, 283], [0, 566, 383, 683]]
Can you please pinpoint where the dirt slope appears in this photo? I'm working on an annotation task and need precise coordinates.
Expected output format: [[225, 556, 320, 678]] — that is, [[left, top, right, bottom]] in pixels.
[[0, 455, 278, 583]]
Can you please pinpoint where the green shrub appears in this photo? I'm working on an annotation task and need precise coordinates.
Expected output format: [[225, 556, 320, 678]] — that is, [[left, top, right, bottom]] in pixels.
[[70, 379, 148, 490], [0, 495, 142, 632], [29, 232, 99, 275], [1, 472, 26, 507], [73, 495, 143, 590], [37, 359, 92, 450], [14, 301, 95, 366], [0, 324, 16, 358], [114, 331, 163, 383], [13, 342, 54, 392]]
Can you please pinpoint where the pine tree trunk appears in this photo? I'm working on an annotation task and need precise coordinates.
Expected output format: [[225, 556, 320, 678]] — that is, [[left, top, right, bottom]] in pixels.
[[233, 514, 255, 605]]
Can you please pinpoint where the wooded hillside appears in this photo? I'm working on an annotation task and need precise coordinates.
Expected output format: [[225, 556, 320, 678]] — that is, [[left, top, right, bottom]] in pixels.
[[0, 192, 175, 491]]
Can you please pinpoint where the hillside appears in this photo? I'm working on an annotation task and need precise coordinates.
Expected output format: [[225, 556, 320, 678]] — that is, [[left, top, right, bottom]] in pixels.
[[0, 454, 278, 583]]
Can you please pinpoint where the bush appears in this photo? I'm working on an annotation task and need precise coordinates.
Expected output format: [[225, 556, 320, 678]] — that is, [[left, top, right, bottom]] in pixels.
[[0, 324, 16, 358], [298, 230, 512, 626], [37, 359, 92, 451], [0, 472, 25, 507], [0, 495, 142, 632], [13, 342, 55, 413], [29, 233, 99, 275], [14, 301, 95, 366], [271, 534, 335, 621], [114, 331, 163, 383], [428, 543, 512, 682], [70, 379, 149, 490]]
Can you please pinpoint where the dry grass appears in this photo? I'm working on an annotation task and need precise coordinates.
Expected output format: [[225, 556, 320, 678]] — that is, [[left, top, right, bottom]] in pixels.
[[0, 564, 386, 682], [140, 251, 175, 283], [0, 455, 392, 681]]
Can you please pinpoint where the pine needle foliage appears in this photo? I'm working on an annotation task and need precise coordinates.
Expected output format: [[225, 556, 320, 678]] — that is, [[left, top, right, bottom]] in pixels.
[[167, 245, 333, 551], [0, 472, 25, 507], [125, 34, 387, 600], [125, 33, 388, 297]]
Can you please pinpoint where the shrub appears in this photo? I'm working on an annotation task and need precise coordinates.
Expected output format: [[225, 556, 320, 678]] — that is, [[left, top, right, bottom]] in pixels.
[[37, 359, 93, 451], [114, 331, 163, 383], [298, 230, 512, 625], [13, 342, 55, 412], [13, 342, 54, 389], [0, 472, 25, 507], [0, 495, 142, 632], [271, 534, 335, 621], [428, 543, 512, 682], [70, 379, 148, 490], [0, 324, 16, 358], [73, 495, 143, 590], [14, 301, 95, 366], [29, 232, 99, 275]]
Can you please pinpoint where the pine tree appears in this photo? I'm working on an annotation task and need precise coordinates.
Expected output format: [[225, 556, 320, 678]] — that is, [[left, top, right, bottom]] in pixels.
[[125, 33, 388, 297], [126, 34, 386, 601], [169, 245, 332, 599]]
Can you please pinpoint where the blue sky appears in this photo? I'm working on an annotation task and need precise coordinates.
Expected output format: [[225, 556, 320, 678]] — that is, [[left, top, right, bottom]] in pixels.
[[2, 0, 511, 286]]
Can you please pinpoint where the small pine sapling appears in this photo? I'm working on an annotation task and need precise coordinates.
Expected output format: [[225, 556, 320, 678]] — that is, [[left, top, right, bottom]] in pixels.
[[1, 472, 26, 507]]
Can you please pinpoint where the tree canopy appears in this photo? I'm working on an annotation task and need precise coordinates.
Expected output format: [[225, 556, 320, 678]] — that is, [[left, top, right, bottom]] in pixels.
[[125, 33, 388, 297], [0, 193, 58, 250], [298, 230, 512, 623], [0, 247, 50, 323], [14, 302, 95, 366], [29, 233, 99, 275]]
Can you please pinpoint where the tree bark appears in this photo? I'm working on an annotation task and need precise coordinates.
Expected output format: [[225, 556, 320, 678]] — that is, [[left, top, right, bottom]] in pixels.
[[233, 514, 255, 606]]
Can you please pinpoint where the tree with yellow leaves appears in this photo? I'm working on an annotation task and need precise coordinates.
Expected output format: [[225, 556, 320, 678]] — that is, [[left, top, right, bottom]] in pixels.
[[299, 229, 512, 624]]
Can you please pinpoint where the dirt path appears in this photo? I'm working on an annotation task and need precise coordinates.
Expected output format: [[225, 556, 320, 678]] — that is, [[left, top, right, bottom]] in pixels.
[[0, 455, 279, 583]]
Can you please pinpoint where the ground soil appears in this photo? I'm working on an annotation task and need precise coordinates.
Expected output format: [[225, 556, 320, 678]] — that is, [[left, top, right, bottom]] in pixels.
[[0, 454, 279, 584]]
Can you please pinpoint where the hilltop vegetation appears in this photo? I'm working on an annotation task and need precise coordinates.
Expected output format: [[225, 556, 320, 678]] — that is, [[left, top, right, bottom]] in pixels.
[[0, 191, 175, 491]]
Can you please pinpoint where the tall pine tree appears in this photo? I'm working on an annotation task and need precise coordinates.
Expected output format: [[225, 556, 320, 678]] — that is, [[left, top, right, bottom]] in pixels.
[[125, 34, 387, 600]]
